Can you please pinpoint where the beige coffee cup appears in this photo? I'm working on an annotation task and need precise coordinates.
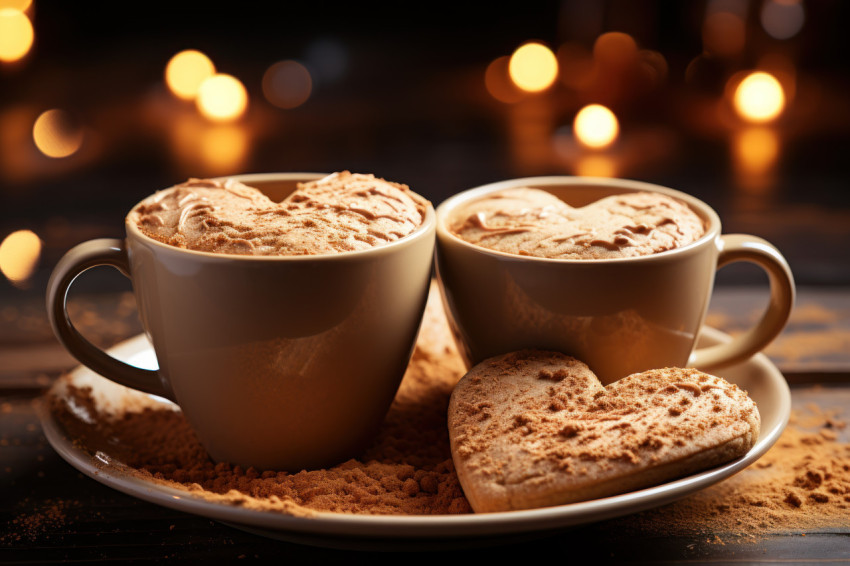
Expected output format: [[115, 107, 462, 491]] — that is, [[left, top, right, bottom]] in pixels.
[[47, 173, 436, 471], [436, 176, 794, 384]]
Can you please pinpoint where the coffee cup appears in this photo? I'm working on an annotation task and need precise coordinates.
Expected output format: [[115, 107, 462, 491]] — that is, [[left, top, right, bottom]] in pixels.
[[435, 176, 794, 384], [47, 172, 436, 471]]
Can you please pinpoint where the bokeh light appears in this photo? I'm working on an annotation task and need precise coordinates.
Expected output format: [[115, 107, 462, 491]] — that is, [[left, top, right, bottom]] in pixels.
[[576, 155, 617, 178], [485, 56, 524, 104], [0, 0, 33, 10], [197, 73, 248, 122], [702, 11, 745, 57], [733, 72, 785, 123], [573, 104, 619, 149], [556, 43, 594, 91], [733, 127, 780, 192], [761, 0, 805, 40], [198, 124, 249, 173], [0, 229, 41, 287], [593, 32, 637, 68], [165, 49, 216, 101], [32, 109, 84, 158], [734, 127, 780, 174], [0, 105, 35, 182], [262, 60, 312, 109], [637, 49, 669, 90], [0, 8, 34, 63], [169, 113, 250, 175], [508, 42, 558, 93], [758, 53, 797, 103], [304, 38, 348, 86]]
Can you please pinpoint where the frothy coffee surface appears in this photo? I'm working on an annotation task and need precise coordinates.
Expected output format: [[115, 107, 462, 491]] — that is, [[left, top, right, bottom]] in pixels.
[[450, 188, 705, 259], [129, 172, 429, 256]]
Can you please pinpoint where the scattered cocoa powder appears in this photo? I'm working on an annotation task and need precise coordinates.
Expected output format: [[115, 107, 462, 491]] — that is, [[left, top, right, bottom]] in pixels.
[[51, 287, 472, 516], [1, 499, 78, 543], [602, 399, 850, 537]]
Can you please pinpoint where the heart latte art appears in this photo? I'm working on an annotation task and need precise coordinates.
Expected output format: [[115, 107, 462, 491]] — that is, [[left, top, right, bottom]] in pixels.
[[448, 351, 759, 513], [129, 172, 429, 256], [449, 188, 705, 259]]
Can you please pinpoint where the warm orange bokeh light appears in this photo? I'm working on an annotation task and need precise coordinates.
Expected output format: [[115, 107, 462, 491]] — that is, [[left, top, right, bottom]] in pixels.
[[197, 74, 248, 122], [169, 111, 250, 175], [575, 154, 617, 178], [733, 127, 780, 192], [733, 72, 785, 123], [593, 32, 637, 67], [556, 43, 594, 90], [166, 49, 216, 101], [485, 56, 524, 103], [0, 8, 34, 63], [32, 109, 84, 158], [637, 49, 669, 90], [734, 127, 780, 174], [262, 60, 312, 109], [574, 104, 619, 149], [0, 0, 33, 10], [703, 11, 746, 57], [198, 124, 249, 173], [0, 229, 41, 287], [509, 42, 558, 93]]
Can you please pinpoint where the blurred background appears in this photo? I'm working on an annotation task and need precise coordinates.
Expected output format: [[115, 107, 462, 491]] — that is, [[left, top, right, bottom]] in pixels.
[[1, 0, 848, 321]]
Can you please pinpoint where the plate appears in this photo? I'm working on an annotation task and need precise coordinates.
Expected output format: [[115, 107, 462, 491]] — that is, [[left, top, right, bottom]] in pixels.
[[40, 327, 790, 549]]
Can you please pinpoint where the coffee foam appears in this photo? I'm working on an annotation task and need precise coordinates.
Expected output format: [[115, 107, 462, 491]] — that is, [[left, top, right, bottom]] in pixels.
[[128, 172, 429, 256], [450, 188, 705, 259]]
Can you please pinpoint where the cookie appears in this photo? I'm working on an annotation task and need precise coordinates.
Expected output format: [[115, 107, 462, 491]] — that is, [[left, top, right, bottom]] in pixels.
[[448, 350, 760, 513]]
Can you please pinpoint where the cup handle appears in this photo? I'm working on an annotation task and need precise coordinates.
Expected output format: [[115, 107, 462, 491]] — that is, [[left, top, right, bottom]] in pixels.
[[46, 238, 174, 401], [689, 234, 795, 371]]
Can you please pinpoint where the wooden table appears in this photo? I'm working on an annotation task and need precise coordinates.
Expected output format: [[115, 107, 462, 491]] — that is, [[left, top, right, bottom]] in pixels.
[[1, 286, 849, 562]]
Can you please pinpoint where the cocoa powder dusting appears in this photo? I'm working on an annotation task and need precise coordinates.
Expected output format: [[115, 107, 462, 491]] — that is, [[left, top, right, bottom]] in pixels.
[[1, 499, 78, 543], [604, 399, 850, 537], [51, 286, 472, 516]]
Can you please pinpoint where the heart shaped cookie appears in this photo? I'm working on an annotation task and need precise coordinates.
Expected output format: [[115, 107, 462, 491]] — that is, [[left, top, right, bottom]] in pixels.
[[129, 171, 428, 256], [449, 187, 705, 259], [448, 351, 759, 513]]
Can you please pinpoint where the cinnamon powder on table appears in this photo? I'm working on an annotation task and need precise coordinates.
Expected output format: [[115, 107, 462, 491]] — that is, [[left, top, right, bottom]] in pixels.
[[50, 287, 850, 533]]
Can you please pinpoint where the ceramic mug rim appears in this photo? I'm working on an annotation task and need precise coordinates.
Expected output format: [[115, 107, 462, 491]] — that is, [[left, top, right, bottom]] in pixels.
[[436, 176, 722, 264], [125, 172, 437, 263]]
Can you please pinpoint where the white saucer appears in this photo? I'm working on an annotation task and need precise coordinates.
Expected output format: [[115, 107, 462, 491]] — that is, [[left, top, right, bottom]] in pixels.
[[40, 327, 790, 549]]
